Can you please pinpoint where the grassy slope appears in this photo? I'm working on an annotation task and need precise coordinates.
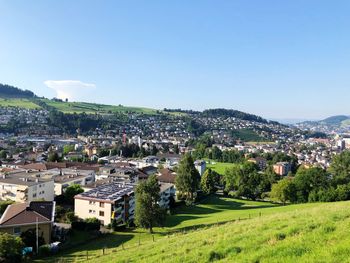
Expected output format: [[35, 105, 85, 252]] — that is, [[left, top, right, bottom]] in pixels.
[[0, 98, 40, 109], [106, 201, 350, 263], [0, 97, 158, 114], [37, 196, 341, 263], [206, 161, 238, 175], [41, 99, 158, 114]]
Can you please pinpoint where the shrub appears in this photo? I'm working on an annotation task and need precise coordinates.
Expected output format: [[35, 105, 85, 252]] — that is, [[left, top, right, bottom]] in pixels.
[[71, 221, 86, 231], [0, 233, 23, 262], [66, 212, 78, 223], [85, 218, 101, 231], [208, 251, 224, 261], [38, 245, 51, 257], [275, 233, 286, 240]]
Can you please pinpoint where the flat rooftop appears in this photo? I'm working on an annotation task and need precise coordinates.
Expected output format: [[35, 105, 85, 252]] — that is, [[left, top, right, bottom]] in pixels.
[[75, 182, 135, 203]]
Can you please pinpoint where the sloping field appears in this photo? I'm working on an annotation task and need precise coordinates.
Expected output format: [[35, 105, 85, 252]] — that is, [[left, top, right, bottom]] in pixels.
[[35, 196, 350, 263], [0, 98, 40, 109]]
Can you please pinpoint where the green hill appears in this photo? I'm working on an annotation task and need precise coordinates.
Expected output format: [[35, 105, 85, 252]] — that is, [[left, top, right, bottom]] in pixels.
[[0, 98, 41, 109], [0, 83, 35, 98], [40, 99, 158, 115], [321, 115, 350, 125], [36, 196, 350, 263]]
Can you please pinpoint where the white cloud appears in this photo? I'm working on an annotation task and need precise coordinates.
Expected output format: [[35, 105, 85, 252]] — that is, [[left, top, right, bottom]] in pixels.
[[44, 80, 96, 101]]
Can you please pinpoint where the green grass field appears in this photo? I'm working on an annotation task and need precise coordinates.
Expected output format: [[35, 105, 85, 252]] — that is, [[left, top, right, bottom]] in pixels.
[[0, 98, 40, 109], [206, 161, 237, 175], [41, 99, 158, 115], [35, 195, 344, 263]]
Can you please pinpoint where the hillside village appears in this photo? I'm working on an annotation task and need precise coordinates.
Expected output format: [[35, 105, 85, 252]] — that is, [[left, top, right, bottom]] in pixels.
[[1, 87, 350, 261]]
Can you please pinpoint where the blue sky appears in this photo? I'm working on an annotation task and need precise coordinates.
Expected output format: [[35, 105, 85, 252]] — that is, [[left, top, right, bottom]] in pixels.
[[1, 0, 350, 119]]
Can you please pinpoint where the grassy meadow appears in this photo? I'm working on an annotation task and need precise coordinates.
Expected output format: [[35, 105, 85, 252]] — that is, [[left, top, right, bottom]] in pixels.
[[0, 98, 41, 109], [206, 161, 238, 175], [34, 195, 347, 263], [41, 99, 158, 115]]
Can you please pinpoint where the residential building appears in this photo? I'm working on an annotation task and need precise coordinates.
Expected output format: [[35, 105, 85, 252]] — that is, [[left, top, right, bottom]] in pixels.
[[74, 183, 135, 226], [273, 162, 292, 176], [0, 173, 54, 202], [248, 157, 267, 171], [0, 201, 55, 244], [194, 160, 206, 176], [159, 182, 176, 209]]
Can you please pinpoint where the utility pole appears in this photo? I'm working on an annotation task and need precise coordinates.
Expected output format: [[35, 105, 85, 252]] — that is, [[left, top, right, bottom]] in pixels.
[[36, 217, 39, 255]]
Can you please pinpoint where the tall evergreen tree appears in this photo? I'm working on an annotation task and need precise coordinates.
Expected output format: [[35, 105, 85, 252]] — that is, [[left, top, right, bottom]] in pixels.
[[135, 175, 165, 233], [175, 154, 201, 202]]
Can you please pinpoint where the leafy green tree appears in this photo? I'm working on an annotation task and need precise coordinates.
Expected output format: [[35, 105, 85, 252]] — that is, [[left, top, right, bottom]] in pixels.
[[329, 151, 350, 185], [21, 229, 45, 253], [66, 211, 78, 223], [193, 143, 206, 160], [294, 167, 329, 203], [211, 146, 222, 161], [201, 169, 220, 194], [223, 162, 263, 200], [173, 144, 179, 154], [0, 232, 23, 262], [0, 150, 7, 160], [0, 200, 14, 214], [175, 154, 201, 202], [64, 184, 84, 205], [259, 165, 280, 193], [135, 175, 165, 233], [270, 178, 297, 204], [48, 152, 60, 162], [63, 145, 75, 155]]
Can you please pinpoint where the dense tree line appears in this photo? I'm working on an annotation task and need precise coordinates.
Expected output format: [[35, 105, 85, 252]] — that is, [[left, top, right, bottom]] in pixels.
[[0, 83, 35, 98], [201, 108, 268, 124], [192, 145, 244, 164], [269, 151, 350, 204]]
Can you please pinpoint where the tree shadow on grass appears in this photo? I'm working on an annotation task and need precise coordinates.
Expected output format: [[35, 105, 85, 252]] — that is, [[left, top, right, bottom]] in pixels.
[[166, 194, 279, 228], [45, 233, 134, 263]]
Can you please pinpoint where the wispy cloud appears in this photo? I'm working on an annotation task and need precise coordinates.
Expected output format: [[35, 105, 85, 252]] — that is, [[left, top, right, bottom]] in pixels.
[[44, 80, 96, 101]]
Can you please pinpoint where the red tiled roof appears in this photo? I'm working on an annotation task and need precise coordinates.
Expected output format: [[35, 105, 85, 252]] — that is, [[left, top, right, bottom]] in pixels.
[[0, 201, 54, 226], [157, 168, 176, 184]]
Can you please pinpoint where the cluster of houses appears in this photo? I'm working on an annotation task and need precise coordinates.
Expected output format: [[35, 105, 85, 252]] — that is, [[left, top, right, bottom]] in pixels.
[[0, 155, 201, 244]]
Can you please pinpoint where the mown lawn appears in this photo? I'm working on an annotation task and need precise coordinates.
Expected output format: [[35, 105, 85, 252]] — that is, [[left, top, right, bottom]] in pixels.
[[36, 195, 324, 263], [206, 161, 237, 175]]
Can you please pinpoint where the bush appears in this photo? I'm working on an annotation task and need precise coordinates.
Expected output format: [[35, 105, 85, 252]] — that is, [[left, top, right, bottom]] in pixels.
[[0, 232, 23, 262], [66, 212, 78, 223], [71, 221, 87, 231], [85, 218, 101, 231], [38, 245, 51, 257]]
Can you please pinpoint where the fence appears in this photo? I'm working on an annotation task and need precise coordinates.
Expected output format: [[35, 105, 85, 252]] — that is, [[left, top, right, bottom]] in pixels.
[[52, 211, 264, 263]]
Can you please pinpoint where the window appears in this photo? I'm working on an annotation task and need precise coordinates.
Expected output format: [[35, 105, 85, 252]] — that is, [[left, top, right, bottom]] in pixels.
[[13, 227, 21, 235], [99, 202, 104, 208], [99, 211, 104, 217], [33, 193, 37, 198], [89, 210, 96, 214], [89, 201, 96, 205]]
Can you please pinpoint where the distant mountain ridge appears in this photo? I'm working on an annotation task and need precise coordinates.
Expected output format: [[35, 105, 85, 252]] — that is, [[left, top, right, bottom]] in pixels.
[[300, 115, 350, 125], [321, 115, 350, 125], [296, 115, 350, 133]]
